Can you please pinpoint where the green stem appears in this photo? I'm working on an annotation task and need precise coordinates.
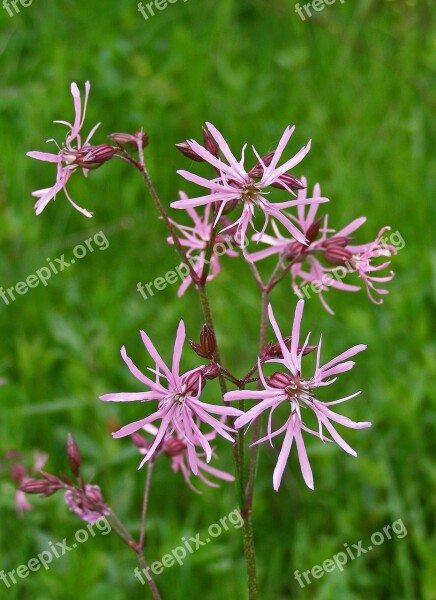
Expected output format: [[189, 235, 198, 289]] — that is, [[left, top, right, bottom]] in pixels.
[[197, 282, 258, 600]]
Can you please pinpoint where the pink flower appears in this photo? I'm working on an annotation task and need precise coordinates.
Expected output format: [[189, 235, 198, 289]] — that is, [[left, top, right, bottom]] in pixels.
[[9, 451, 49, 516], [249, 179, 396, 313], [168, 193, 239, 296], [134, 425, 234, 493], [224, 301, 371, 490], [64, 484, 110, 524], [27, 81, 101, 217], [171, 123, 328, 244], [100, 321, 241, 475]]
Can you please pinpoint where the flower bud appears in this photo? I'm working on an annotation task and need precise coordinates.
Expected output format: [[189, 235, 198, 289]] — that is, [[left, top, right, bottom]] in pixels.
[[200, 324, 216, 358], [248, 151, 275, 177], [284, 241, 307, 260], [64, 144, 116, 170], [270, 174, 305, 191], [175, 141, 205, 162], [108, 131, 148, 150], [323, 236, 352, 248], [182, 370, 206, 396], [201, 363, 221, 380], [20, 479, 59, 496], [11, 464, 27, 482], [163, 436, 186, 457], [67, 433, 81, 478], [202, 126, 219, 157], [130, 432, 148, 449], [269, 372, 294, 389], [189, 340, 210, 359], [324, 246, 353, 266], [305, 217, 323, 244]]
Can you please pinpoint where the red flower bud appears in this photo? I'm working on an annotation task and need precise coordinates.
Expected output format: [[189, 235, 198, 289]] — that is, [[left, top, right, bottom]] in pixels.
[[324, 246, 353, 266], [202, 126, 219, 157], [67, 433, 81, 478], [201, 363, 221, 380], [163, 437, 186, 457], [108, 131, 148, 150], [270, 174, 305, 191], [305, 217, 323, 244], [200, 324, 216, 358], [269, 372, 295, 389], [323, 236, 352, 248], [175, 142, 205, 162]]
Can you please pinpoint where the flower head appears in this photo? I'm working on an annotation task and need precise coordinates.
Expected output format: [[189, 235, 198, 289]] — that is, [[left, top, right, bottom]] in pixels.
[[224, 301, 371, 490], [133, 425, 234, 493], [64, 484, 110, 524], [27, 81, 112, 217], [171, 123, 328, 244], [100, 321, 241, 475], [168, 193, 239, 295], [249, 179, 396, 313]]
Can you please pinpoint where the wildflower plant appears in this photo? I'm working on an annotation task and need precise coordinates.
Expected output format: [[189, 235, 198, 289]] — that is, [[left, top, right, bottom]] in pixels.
[[21, 81, 398, 599]]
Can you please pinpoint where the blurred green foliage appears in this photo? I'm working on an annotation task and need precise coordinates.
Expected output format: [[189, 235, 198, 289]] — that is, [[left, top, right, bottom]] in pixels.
[[0, 0, 434, 598]]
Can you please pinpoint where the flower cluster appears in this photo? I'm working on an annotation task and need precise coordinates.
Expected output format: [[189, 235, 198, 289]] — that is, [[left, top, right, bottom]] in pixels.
[[225, 300, 371, 489], [100, 321, 241, 476], [27, 82, 115, 217], [249, 179, 397, 312]]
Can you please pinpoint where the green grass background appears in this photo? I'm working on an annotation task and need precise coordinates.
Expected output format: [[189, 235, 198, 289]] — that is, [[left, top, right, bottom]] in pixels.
[[0, 0, 434, 598]]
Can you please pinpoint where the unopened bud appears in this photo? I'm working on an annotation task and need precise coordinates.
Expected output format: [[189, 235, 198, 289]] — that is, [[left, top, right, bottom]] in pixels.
[[108, 131, 148, 150], [182, 370, 205, 396], [163, 437, 186, 457], [20, 479, 59, 496], [284, 241, 307, 260], [270, 174, 305, 191], [67, 433, 81, 478], [202, 126, 219, 157], [130, 432, 148, 449], [260, 337, 317, 361], [65, 144, 116, 170], [175, 141, 204, 162], [11, 464, 27, 482], [248, 151, 275, 177], [324, 246, 353, 266], [305, 217, 323, 244], [200, 325, 216, 358], [189, 340, 210, 359], [269, 372, 294, 389], [201, 363, 221, 380], [323, 236, 352, 248]]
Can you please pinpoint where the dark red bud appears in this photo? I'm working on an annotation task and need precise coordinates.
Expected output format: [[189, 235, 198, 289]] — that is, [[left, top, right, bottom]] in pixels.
[[202, 126, 219, 157], [130, 433, 148, 449], [11, 464, 27, 482], [183, 370, 206, 395], [67, 433, 81, 478], [284, 241, 307, 260], [305, 217, 323, 244], [324, 247, 353, 266], [20, 479, 59, 496], [108, 131, 148, 150], [260, 337, 317, 361], [162, 437, 186, 457], [323, 236, 352, 248], [189, 340, 210, 359], [270, 174, 306, 191], [201, 363, 221, 380], [200, 325, 216, 358], [175, 142, 205, 162], [248, 151, 275, 177], [269, 372, 294, 389]]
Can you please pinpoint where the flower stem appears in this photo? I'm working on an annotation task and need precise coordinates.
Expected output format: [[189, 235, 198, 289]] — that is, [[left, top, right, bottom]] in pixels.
[[197, 282, 258, 600], [139, 461, 154, 550], [246, 290, 269, 511]]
